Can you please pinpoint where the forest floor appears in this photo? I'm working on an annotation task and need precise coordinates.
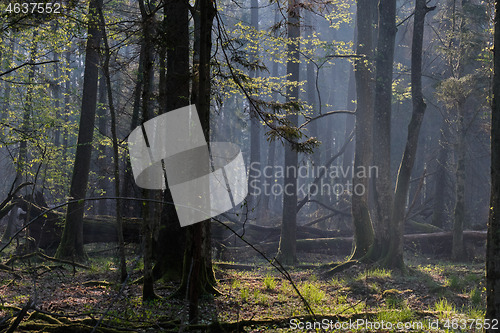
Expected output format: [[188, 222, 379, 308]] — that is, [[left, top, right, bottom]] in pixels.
[[0, 244, 488, 332]]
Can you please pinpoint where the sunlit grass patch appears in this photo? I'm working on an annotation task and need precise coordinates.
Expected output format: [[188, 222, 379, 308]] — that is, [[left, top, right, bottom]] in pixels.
[[434, 298, 455, 319], [377, 308, 415, 323], [355, 268, 392, 281], [299, 282, 325, 305], [329, 276, 345, 288], [263, 274, 277, 290]]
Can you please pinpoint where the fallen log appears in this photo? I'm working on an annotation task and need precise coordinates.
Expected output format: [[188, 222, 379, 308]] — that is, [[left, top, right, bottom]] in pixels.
[[220, 231, 487, 261], [15, 199, 141, 249]]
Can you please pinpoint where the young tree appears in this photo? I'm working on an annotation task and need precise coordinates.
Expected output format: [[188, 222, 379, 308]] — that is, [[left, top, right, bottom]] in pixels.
[[246, 0, 261, 221], [138, 0, 158, 301], [389, 0, 435, 267], [56, 0, 103, 260]]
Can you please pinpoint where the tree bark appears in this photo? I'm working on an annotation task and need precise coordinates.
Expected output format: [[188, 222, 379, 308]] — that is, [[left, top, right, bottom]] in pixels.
[[370, 0, 397, 267], [277, 0, 300, 266], [486, 0, 500, 325]]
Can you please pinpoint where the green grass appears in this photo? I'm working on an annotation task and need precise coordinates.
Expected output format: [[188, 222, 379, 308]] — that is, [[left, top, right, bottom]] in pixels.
[[300, 282, 325, 305], [231, 279, 241, 289], [434, 298, 455, 319], [263, 275, 277, 290], [447, 274, 462, 290], [469, 287, 482, 306], [240, 287, 249, 302], [377, 308, 415, 323], [356, 268, 392, 281]]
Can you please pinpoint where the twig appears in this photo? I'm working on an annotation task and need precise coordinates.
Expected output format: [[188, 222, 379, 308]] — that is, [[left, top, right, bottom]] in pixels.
[[0, 60, 59, 77]]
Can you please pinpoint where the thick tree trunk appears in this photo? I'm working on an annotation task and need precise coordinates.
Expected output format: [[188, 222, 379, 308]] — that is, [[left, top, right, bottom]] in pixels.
[[152, 0, 190, 282], [370, 0, 397, 267], [277, 0, 300, 266], [350, 0, 375, 259], [389, 0, 434, 268], [486, 0, 500, 324], [56, 0, 103, 261], [177, 0, 217, 324]]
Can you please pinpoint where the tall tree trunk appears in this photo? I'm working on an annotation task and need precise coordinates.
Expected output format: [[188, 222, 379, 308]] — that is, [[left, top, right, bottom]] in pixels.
[[138, 0, 157, 301], [246, 0, 261, 222], [277, 0, 300, 266], [350, 0, 375, 260], [98, 5, 127, 283], [261, 7, 280, 219], [61, 50, 72, 179], [342, 64, 355, 173], [177, 0, 217, 324], [53, 46, 62, 147], [431, 119, 450, 228], [370, 0, 397, 267], [152, 0, 190, 282], [389, 0, 434, 268], [96, 75, 108, 216], [486, 0, 500, 324], [56, 0, 103, 261], [452, 101, 466, 260], [0, 37, 14, 121], [121, 41, 145, 217]]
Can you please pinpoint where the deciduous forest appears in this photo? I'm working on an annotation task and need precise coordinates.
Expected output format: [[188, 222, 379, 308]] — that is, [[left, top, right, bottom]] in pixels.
[[0, 0, 499, 332]]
